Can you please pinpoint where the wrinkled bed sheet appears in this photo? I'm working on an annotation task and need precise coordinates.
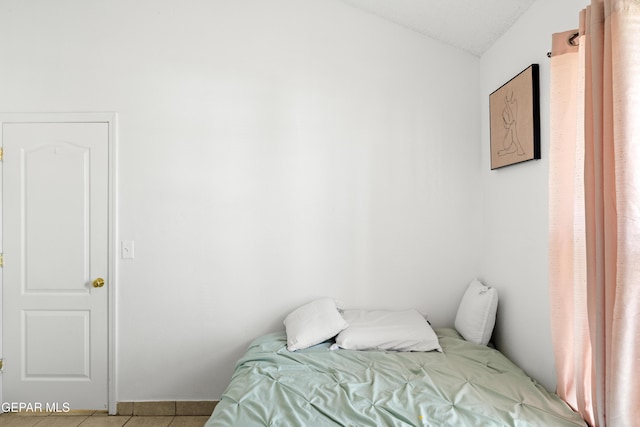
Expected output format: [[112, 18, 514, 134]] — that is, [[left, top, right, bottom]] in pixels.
[[205, 328, 585, 426]]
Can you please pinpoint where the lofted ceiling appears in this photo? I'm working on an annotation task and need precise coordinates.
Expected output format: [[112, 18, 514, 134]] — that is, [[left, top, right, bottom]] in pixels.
[[339, 0, 537, 56]]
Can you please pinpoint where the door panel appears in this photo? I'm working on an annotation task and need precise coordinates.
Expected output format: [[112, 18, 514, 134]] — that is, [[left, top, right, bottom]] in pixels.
[[2, 122, 109, 410], [24, 142, 90, 294], [24, 310, 90, 378]]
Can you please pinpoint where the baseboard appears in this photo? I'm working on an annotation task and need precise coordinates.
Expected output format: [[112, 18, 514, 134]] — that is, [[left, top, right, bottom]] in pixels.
[[116, 401, 219, 416]]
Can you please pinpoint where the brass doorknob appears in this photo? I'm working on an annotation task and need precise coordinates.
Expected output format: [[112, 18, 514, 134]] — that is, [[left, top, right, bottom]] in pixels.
[[92, 278, 105, 288]]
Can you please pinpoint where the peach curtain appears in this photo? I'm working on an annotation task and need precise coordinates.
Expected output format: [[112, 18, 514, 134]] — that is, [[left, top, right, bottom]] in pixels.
[[549, 1, 640, 426]]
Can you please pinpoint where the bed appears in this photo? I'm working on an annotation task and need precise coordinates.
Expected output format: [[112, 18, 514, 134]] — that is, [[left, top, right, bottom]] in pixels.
[[205, 283, 586, 426]]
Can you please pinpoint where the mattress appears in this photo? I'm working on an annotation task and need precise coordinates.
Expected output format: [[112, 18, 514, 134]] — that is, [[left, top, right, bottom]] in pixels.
[[205, 328, 585, 426]]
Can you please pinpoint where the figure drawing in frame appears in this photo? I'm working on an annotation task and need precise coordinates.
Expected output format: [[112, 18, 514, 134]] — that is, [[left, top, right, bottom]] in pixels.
[[499, 87, 525, 156], [489, 64, 540, 169]]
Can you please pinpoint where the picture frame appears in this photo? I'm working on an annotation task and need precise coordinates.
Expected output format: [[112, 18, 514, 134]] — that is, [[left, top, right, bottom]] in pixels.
[[489, 64, 540, 169]]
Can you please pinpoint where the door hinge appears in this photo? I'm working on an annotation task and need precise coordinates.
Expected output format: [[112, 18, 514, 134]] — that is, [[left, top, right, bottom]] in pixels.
[[0, 359, 3, 371], [0, 147, 3, 161], [0, 253, 3, 267]]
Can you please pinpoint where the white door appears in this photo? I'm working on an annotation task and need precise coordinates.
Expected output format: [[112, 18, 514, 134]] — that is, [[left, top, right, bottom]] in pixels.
[[2, 121, 109, 410]]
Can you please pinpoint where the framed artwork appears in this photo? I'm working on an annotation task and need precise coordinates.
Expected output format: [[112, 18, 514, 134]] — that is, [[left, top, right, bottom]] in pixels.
[[489, 64, 540, 169]]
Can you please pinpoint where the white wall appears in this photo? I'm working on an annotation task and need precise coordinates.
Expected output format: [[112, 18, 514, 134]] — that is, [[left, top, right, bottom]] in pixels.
[[0, 0, 481, 400], [479, 0, 587, 391]]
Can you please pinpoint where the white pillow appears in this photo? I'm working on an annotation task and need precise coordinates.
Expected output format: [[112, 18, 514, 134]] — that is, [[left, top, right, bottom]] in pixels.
[[283, 298, 348, 351], [335, 309, 441, 352], [454, 279, 498, 345]]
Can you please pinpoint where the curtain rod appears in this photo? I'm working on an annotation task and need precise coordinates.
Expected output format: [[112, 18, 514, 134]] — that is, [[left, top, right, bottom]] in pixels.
[[547, 31, 579, 58]]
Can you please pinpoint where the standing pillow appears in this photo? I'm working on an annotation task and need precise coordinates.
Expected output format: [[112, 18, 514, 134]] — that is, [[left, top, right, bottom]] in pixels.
[[454, 279, 498, 345], [335, 309, 441, 352], [283, 298, 348, 351]]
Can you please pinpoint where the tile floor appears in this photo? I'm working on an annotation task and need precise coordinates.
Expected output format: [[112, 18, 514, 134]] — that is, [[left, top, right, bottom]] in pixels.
[[0, 412, 210, 427]]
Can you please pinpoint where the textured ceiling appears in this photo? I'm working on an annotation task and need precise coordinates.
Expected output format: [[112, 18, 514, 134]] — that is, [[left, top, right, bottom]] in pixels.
[[339, 0, 537, 56]]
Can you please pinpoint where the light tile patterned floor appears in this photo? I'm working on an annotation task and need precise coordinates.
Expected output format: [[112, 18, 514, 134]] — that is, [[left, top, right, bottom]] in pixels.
[[0, 413, 210, 427]]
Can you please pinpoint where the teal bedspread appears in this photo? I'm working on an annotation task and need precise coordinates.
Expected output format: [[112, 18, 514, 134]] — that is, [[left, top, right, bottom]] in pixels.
[[205, 328, 585, 426]]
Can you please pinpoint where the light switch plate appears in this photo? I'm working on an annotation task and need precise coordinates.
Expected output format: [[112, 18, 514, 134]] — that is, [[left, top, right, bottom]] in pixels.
[[121, 240, 135, 259]]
